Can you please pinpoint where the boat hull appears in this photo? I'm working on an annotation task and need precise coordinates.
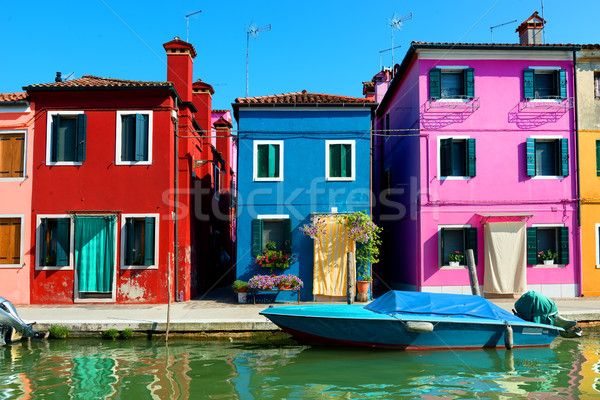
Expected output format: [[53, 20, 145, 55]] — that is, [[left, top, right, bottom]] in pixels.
[[261, 305, 561, 350]]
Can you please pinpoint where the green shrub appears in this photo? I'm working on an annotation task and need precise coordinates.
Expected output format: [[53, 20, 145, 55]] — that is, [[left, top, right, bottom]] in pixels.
[[119, 328, 134, 340], [49, 325, 70, 339], [102, 329, 119, 340]]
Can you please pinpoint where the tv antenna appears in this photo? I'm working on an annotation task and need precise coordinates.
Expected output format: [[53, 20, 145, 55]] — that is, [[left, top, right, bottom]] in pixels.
[[388, 12, 412, 70], [490, 19, 517, 43], [185, 10, 202, 42], [246, 23, 271, 97], [379, 46, 402, 71]]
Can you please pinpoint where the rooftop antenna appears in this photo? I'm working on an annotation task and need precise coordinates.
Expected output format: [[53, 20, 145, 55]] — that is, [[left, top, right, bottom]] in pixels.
[[540, 0, 546, 44], [490, 19, 517, 43], [388, 12, 412, 72], [185, 10, 202, 42], [379, 45, 402, 71], [246, 22, 271, 98]]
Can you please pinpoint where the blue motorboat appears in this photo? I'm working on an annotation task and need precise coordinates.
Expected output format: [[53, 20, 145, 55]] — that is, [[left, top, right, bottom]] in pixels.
[[260, 291, 563, 350]]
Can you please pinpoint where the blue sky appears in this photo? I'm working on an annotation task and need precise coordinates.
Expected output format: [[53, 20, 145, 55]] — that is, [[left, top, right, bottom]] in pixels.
[[1, 1, 598, 110]]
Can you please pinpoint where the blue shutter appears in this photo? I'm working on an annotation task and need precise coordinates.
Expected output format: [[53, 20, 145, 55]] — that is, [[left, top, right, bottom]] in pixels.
[[56, 218, 70, 266], [125, 218, 134, 265], [465, 227, 478, 265], [526, 138, 536, 176], [526, 227, 538, 265], [283, 218, 292, 254], [440, 138, 453, 176], [558, 226, 569, 265], [466, 139, 476, 177], [558, 69, 567, 99], [524, 69, 535, 99], [134, 114, 148, 161], [75, 114, 87, 162], [144, 217, 155, 266], [39, 219, 48, 266], [464, 68, 475, 98], [51, 115, 60, 162], [560, 138, 569, 177], [429, 68, 441, 100], [251, 219, 263, 256]]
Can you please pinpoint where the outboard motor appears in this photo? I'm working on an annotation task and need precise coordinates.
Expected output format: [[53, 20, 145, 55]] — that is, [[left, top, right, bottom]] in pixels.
[[513, 291, 581, 338], [0, 296, 38, 344]]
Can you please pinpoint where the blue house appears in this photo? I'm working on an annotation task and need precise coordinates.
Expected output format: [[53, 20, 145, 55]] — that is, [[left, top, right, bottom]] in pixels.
[[232, 90, 377, 301]]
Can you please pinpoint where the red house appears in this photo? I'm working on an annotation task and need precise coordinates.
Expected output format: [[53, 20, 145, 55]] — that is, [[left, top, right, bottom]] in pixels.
[[25, 38, 229, 304]]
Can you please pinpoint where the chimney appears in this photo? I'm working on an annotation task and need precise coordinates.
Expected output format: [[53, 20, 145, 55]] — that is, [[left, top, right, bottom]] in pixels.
[[163, 36, 197, 103], [55, 72, 62, 82], [516, 11, 546, 45], [192, 79, 214, 132]]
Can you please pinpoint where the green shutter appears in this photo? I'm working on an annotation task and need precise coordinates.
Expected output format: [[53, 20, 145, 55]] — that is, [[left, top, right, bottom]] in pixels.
[[340, 144, 348, 177], [251, 219, 263, 256], [558, 69, 567, 99], [464, 68, 475, 98], [51, 115, 60, 162], [440, 227, 446, 265], [429, 68, 441, 100], [283, 218, 292, 254], [524, 69, 535, 99], [466, 139, 476, 177], [329, 144, 341, 178], [596, 140, 600, 176], [465, 227, 478, 265], [39, 218, 48, 266], [75, 114, 86, 162], [526, 138, 536, 176], [56, 218, 70, 266], [526, 227, 538, 265], [559, 138, 569, 176], [440, 138, 453, 177], [268, 144, 276, 177], [125, 218, 134, 265], [134, 114, 148, 161], [144, 217, 155, 265], [558, 226, 569, 265]]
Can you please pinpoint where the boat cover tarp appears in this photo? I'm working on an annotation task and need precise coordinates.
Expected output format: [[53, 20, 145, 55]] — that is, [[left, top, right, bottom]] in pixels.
[[514, 291, 558, 325], [365, 291, 524, 323]]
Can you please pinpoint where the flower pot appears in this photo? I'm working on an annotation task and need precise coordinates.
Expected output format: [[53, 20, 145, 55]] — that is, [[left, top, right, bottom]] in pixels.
[[278, 285, 286, 290], [357, 280, 370, 294], [237, 292, 247, 303], [543, 260, 555, 265], [449, 261, 460, 267]]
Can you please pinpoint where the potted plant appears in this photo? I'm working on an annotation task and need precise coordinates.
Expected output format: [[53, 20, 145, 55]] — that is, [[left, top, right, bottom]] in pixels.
[[356, 266, 372, 294], [448, 251, 464, 267], [254, 241, 298, 273], [275, 274, 292, 290], [289, 275, 304, 289], [232, 280, 248, 303], [538, 250, 557, 265], [248, 274, 276, 290]]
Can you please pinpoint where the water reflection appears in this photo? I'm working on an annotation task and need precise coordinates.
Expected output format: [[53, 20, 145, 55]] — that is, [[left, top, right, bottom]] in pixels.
[[0, 333, 598, 399]]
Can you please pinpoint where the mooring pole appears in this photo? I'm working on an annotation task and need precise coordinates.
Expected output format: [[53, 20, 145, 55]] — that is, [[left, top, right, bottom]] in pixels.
[[165, 258, 172, 342], [347, 252, 355, 304], [466, 249, 481, 296]]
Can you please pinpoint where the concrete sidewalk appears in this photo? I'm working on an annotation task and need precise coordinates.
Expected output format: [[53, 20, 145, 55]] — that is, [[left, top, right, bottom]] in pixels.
[[15, 292, 600, 334]]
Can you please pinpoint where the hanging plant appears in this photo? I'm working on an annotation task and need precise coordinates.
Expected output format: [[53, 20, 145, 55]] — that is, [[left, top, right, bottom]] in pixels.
[[336, 212, 382, 280], [300, 216, 328, 243]]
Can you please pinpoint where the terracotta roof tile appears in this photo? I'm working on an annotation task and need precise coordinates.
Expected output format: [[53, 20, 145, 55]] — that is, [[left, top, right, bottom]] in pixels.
[[235, 90, 375, 104], [412, 41, 580, 48], [25, 75, 173, 90], [0, 92, 27, 102]]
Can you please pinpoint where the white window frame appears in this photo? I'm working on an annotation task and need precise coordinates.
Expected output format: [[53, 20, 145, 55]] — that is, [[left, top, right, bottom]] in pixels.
[[0, 129, 27, 181], [0, 214, 24, 269], [325, 140, 356, 181], [115, 110, 153, 166], [437, 66, 471, 102], [528, 66, 563, 103], [46, 111, 85, 166], [438, 224, 471, 269], [120, 213, 160, 270], [35, 214, 74, 271], [437, 135, 470, 180], [253, 140, 284, 182], [532, 223, 565, 268], [530, 135, 564, 180]]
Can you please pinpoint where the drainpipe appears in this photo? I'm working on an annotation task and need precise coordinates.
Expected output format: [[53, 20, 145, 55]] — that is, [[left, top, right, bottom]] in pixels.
[[173, 104, 180, 301], [572, 50, 583, 296]]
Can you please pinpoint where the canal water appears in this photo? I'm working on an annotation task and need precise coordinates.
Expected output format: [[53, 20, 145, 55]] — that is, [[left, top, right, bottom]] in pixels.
[[1, 330, 599, 399]]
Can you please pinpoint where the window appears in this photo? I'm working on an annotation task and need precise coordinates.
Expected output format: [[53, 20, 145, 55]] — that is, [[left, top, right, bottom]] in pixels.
[[253, 141, 283, 181], [46, 111, 86, 164], [595, 72, 600, 99], [326, 140, 355, 181], [429, 68, 474, 100], [121, 215, 158, 268], [596, 140, 600, 177], [439, 226, 477, 267], [0, 217, 21, 267], [523, 68, 567, 100], [526, 138, 568, 177], [37, 216, 72, 268], [439, 138, 476, 178], [251, 217, 292, 256], [214, 164, 221, 199], [0, 131, 25, 178], [527, 226, 569, 265], [116, 111, 152, 164]]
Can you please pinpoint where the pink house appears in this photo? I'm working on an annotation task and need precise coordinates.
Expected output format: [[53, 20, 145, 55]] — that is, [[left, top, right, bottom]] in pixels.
[[0, 92, 34, 304], [373, 37, 581, 298]]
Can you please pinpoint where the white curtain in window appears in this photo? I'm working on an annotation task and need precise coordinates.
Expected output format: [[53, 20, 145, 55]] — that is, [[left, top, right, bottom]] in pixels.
[[483, 221, 527, 295]]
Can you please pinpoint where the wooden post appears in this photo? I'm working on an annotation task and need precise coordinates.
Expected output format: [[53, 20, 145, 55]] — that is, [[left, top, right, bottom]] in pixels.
[[347, 252, 355, 304], [466, 249, 481, 296], [165, 257, 172, 342]]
